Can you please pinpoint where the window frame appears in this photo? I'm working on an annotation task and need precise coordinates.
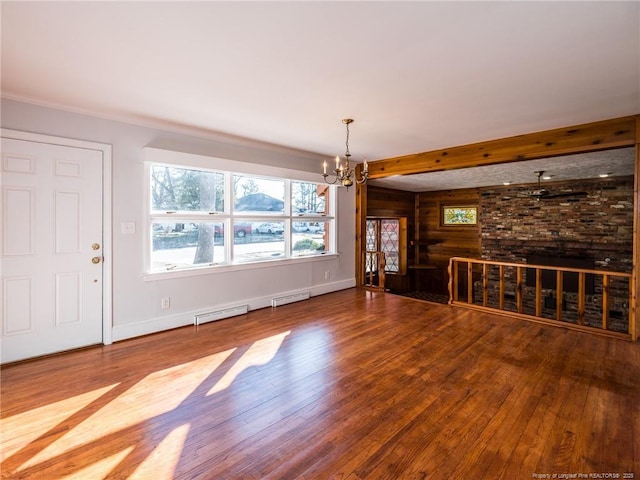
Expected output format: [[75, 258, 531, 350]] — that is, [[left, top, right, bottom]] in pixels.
[[143, 149, 337, 278]]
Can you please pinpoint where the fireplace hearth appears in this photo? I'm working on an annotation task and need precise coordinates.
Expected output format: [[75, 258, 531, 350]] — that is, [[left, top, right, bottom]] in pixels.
[[525, 254, 595, 295]]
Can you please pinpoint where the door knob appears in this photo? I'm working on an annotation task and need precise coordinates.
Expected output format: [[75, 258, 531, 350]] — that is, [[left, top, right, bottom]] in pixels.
[[92, 256, 102, 264], [92, 243, 101, 250]]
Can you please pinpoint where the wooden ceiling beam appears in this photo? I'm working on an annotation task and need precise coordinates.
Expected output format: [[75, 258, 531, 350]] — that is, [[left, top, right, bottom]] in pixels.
[[367, 115, 639, 179]]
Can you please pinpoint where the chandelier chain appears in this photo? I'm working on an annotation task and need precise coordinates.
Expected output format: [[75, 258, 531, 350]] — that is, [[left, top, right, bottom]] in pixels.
[[345, 121, 350, 158]]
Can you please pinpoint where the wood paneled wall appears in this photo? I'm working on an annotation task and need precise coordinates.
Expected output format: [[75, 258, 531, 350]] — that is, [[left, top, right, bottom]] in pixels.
[[367, 186, 415, 218], [416, 188, 481, 294], [366, 186, 481, 294]]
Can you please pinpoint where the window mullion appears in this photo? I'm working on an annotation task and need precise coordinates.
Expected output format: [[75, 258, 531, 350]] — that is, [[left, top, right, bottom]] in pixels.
[[285, 180, 291, 257], [225, 172, 234, 263]]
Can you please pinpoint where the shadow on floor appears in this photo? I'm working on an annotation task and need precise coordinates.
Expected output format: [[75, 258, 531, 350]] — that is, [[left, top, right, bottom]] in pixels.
[[394, 291, 449, 304]]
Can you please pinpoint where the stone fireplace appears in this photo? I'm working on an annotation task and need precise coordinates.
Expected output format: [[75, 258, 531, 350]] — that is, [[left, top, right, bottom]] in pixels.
[[478, 176, 634, 332]]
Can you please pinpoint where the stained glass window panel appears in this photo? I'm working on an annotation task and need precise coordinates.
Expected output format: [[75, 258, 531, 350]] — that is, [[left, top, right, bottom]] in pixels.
[[380, 220, 399, 272], [365, 218, 400, 273], [442, 207, 477, 225]]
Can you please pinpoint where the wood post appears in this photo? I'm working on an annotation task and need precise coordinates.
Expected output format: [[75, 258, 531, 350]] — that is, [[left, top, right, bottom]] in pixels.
[[631, 117, 640, 341]]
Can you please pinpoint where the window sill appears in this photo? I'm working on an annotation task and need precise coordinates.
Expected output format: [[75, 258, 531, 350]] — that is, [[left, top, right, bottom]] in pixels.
[[143, 253, 339, 281]]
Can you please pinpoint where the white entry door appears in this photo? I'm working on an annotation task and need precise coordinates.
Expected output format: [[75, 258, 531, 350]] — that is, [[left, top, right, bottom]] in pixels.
[[1, 137, 104, 363]]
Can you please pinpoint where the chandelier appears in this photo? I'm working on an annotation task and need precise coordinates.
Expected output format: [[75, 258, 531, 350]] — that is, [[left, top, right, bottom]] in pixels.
[[322, 118, 368, 189]]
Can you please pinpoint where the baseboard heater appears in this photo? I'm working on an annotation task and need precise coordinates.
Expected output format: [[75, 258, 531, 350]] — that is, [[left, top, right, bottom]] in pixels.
[[271, 291, 310, 307], [194, 305, 248, 325]]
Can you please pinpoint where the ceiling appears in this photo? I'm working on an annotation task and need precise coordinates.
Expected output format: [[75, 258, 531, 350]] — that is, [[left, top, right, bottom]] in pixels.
[[1, 1, 639, 189]]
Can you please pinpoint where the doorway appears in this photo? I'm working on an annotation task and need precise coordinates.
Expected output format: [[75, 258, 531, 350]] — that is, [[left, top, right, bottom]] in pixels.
[[1, 130, 112, 363]]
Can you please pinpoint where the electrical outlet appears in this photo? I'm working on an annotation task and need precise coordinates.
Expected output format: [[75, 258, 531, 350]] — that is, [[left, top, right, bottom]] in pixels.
[[161, 297, 170, 309], [121, 222, 136, 235], [324, 271, 330, 280]]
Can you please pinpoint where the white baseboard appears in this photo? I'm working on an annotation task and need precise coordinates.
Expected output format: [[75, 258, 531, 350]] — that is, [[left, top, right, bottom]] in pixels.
[[111, 278, 355, 342], [311, 278, 356, 296]]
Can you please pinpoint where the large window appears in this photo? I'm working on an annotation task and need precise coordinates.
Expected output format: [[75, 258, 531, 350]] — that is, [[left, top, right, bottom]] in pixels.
[[148, 164, 333, 272]]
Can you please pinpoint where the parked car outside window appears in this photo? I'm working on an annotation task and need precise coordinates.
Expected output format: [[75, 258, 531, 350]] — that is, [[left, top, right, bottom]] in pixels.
[[254, 222, 284, 234], [293, 222, 323, 233], [214, 223, 252, 237]]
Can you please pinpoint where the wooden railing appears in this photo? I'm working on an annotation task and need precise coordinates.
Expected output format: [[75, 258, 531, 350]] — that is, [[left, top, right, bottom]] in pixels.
[[362, 251, 386, 291], [448, 257, 635, 341]]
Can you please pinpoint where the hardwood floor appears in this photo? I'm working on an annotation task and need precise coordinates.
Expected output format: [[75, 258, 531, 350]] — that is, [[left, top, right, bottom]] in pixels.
[[1, 288, 638, 479]]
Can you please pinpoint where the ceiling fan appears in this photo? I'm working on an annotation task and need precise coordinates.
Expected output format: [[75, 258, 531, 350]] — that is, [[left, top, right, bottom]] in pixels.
[[519, 171, 588, 200]]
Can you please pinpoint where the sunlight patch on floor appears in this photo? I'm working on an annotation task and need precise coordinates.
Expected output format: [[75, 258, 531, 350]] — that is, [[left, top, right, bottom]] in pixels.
[[0, 384, 119, 463], [61, 447, 134, 480], [16, 348, 235, 473], [207, 331, 290, 396], [129, 424, 191, 480]]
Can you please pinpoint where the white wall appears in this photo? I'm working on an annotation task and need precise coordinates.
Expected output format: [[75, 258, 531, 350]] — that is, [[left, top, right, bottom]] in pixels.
[[1, 99, 356, 341]]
